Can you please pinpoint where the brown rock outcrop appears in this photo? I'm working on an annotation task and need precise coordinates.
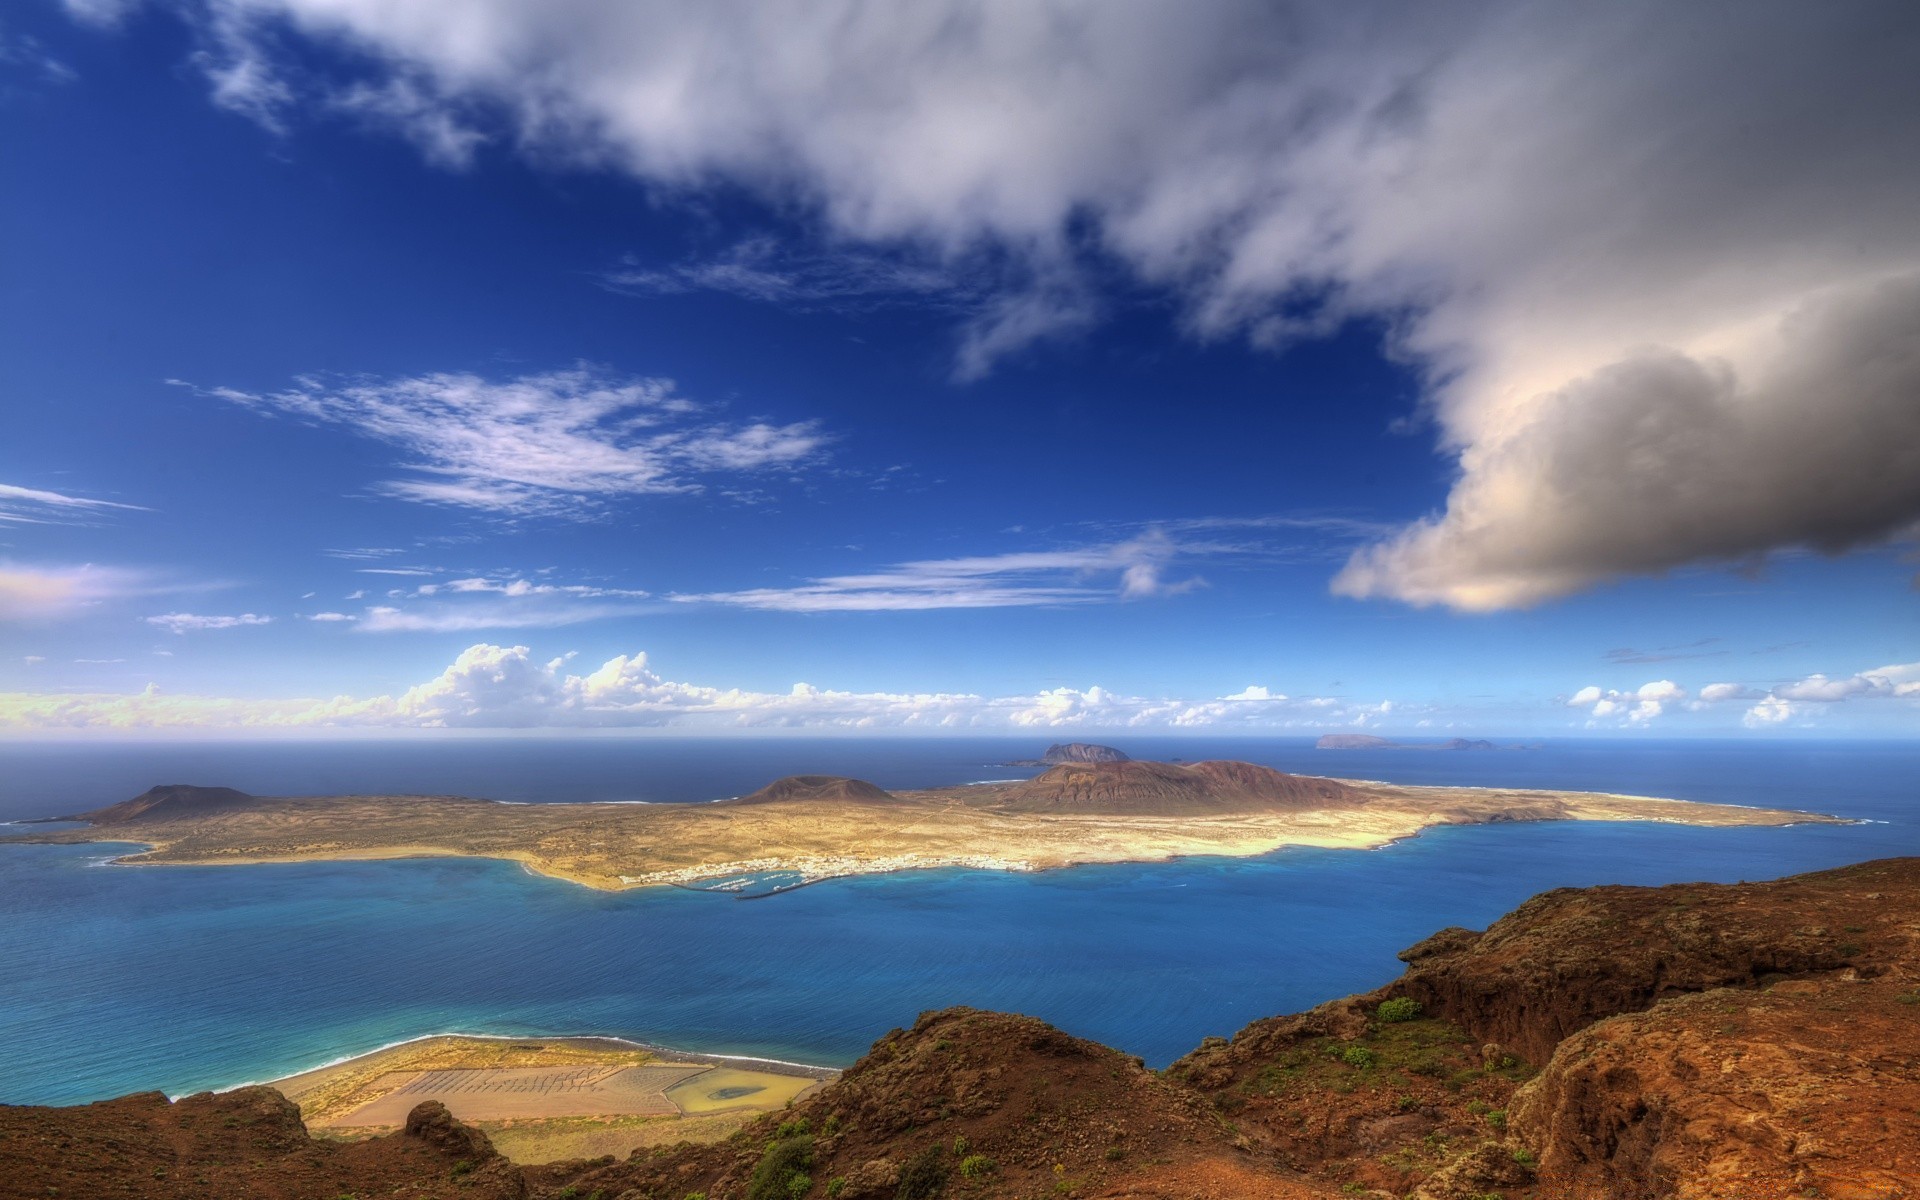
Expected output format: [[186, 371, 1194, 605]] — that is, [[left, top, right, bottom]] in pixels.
[[0, 1085, 524, 1199]]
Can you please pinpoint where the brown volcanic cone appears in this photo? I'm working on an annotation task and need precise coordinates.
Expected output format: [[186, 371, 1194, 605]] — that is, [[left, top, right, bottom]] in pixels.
[[998, 759, 1367, 814], [63, 784, 258, 826], [726, 774, 897, 806]]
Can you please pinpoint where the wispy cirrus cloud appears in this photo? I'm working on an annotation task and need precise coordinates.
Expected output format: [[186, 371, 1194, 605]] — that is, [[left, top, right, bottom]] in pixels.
[[0, 642, 1395, 732], [0, 482, 148, 525], [603, 235, 968, 311], [1603, 639, 1727, 665], [144, 612, 273, 634], [179, 366, 828, 518], [679, 531, 1204, 613]]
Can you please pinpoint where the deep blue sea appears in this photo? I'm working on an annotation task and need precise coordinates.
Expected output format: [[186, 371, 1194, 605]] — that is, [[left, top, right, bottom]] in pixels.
[[1, 737, 1914, 1106]]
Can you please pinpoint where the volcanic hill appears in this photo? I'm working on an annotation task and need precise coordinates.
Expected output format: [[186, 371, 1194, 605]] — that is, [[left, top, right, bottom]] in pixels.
[[726, 775, 897, 806], [58, 784, 260, 826], [6, 858, 1915, 1198], [993, 759, 1370, 814]]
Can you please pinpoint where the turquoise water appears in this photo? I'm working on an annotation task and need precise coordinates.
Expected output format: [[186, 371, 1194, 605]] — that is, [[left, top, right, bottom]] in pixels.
[[1, 738, 1914, 1105]]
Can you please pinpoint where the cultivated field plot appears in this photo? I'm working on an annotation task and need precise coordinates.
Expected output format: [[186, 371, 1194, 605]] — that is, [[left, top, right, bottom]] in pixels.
[[317, 1063, 707, 1126]]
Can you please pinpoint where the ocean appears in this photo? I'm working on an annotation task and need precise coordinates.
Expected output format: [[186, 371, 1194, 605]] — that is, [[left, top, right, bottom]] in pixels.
[[0, 737, 1913, 1106]]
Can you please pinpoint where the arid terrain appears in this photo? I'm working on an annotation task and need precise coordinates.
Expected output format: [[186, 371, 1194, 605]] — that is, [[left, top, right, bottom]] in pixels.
[[271, 1036, 829, 1165], [4, 857, 1915, 1199], [13, 760, 1841, 893]]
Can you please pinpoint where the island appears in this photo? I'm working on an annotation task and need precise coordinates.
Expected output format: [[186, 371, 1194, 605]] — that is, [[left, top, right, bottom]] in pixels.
[[1317, 734, 1497, 750], [10, 759, 1843, 895], [995, 741, 1131, 766]]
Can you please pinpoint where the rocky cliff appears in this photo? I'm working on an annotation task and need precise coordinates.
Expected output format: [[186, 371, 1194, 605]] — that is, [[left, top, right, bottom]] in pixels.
[[6, 858, 1915, 1199]]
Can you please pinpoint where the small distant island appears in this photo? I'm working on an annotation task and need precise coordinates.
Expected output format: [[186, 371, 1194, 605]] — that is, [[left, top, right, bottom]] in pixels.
[[997, 741, 1131, 767], [1316, 733, 1497, 750], [8, 754, 1843, 896]]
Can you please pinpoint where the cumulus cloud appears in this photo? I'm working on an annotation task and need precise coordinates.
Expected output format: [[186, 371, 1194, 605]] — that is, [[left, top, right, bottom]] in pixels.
[[1333, 275, 1920, 608], [70, 1, 1920, 604], [186, 366, 826, 518], [0, 643, 1394, 732], [1581, 661, 1920, 728], [681, 530, 1205, 612], [1743, 696, 1796, 728], [1566, 679, 1686, 725], [145, 612, 273, 634]]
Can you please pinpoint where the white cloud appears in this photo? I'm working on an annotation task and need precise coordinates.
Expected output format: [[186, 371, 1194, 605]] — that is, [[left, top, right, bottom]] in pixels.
[[0, 643, 1395, 732], [1, 563, 150, 621], [144, 612, 273, 634], [1575, 660, 1920, 727], [307, 611, 356, 622], [77, 1, 1920, 605], [1565, 679, 1686, 725], [683, 531, 1205, 612], [332, 75, 485, 168], [22, 655, 46, 665], [0, 482, 147, 525], [191, 366, 826, 518], [357, 600, 644, 633], [1744, 696, 1796, 728]]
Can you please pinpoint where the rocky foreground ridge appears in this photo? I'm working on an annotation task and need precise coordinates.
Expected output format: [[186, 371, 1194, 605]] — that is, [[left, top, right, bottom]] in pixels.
[[5, 859, 1915, 1199]]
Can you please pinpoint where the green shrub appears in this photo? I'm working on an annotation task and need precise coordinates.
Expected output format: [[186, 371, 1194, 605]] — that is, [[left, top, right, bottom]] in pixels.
[[1376, 997, 1421, 1023], [450, 1160, 473, 1178], [786, 1173, 812, 1199], [825, 1180, 845, 1198], [896, 1144, 948, 1200], [1103, 1146, 1124, 1162], [1337, 1045, 1375, 1069], [952, 1135, 969, 1156], [1486, 1109, 1507, 1130], [1511, 1147, 1537, 1170], [776, 1117, 812, 1139], [822, 1114, 842, 1136], [959, 1154, 994, 1178], [747, 1137, 814, 1200]]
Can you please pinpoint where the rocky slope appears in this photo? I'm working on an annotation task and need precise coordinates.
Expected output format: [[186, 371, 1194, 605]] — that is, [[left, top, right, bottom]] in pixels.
[[55, 783, 259, 825], [727, 775, 897, 806], [996, 759, 1370, 814], [6, 858, 1914, 1199]]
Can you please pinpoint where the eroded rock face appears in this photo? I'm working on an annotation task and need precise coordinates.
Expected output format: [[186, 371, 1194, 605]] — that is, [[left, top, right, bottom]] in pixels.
[[1389, 863, 1914, 1066], [1511, 980, 1920, 1200], [0, 1086, 525, 1200]]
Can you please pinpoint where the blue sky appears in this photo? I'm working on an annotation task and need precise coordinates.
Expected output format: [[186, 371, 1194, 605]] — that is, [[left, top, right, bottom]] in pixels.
[[2, 1, 1916, 737]]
